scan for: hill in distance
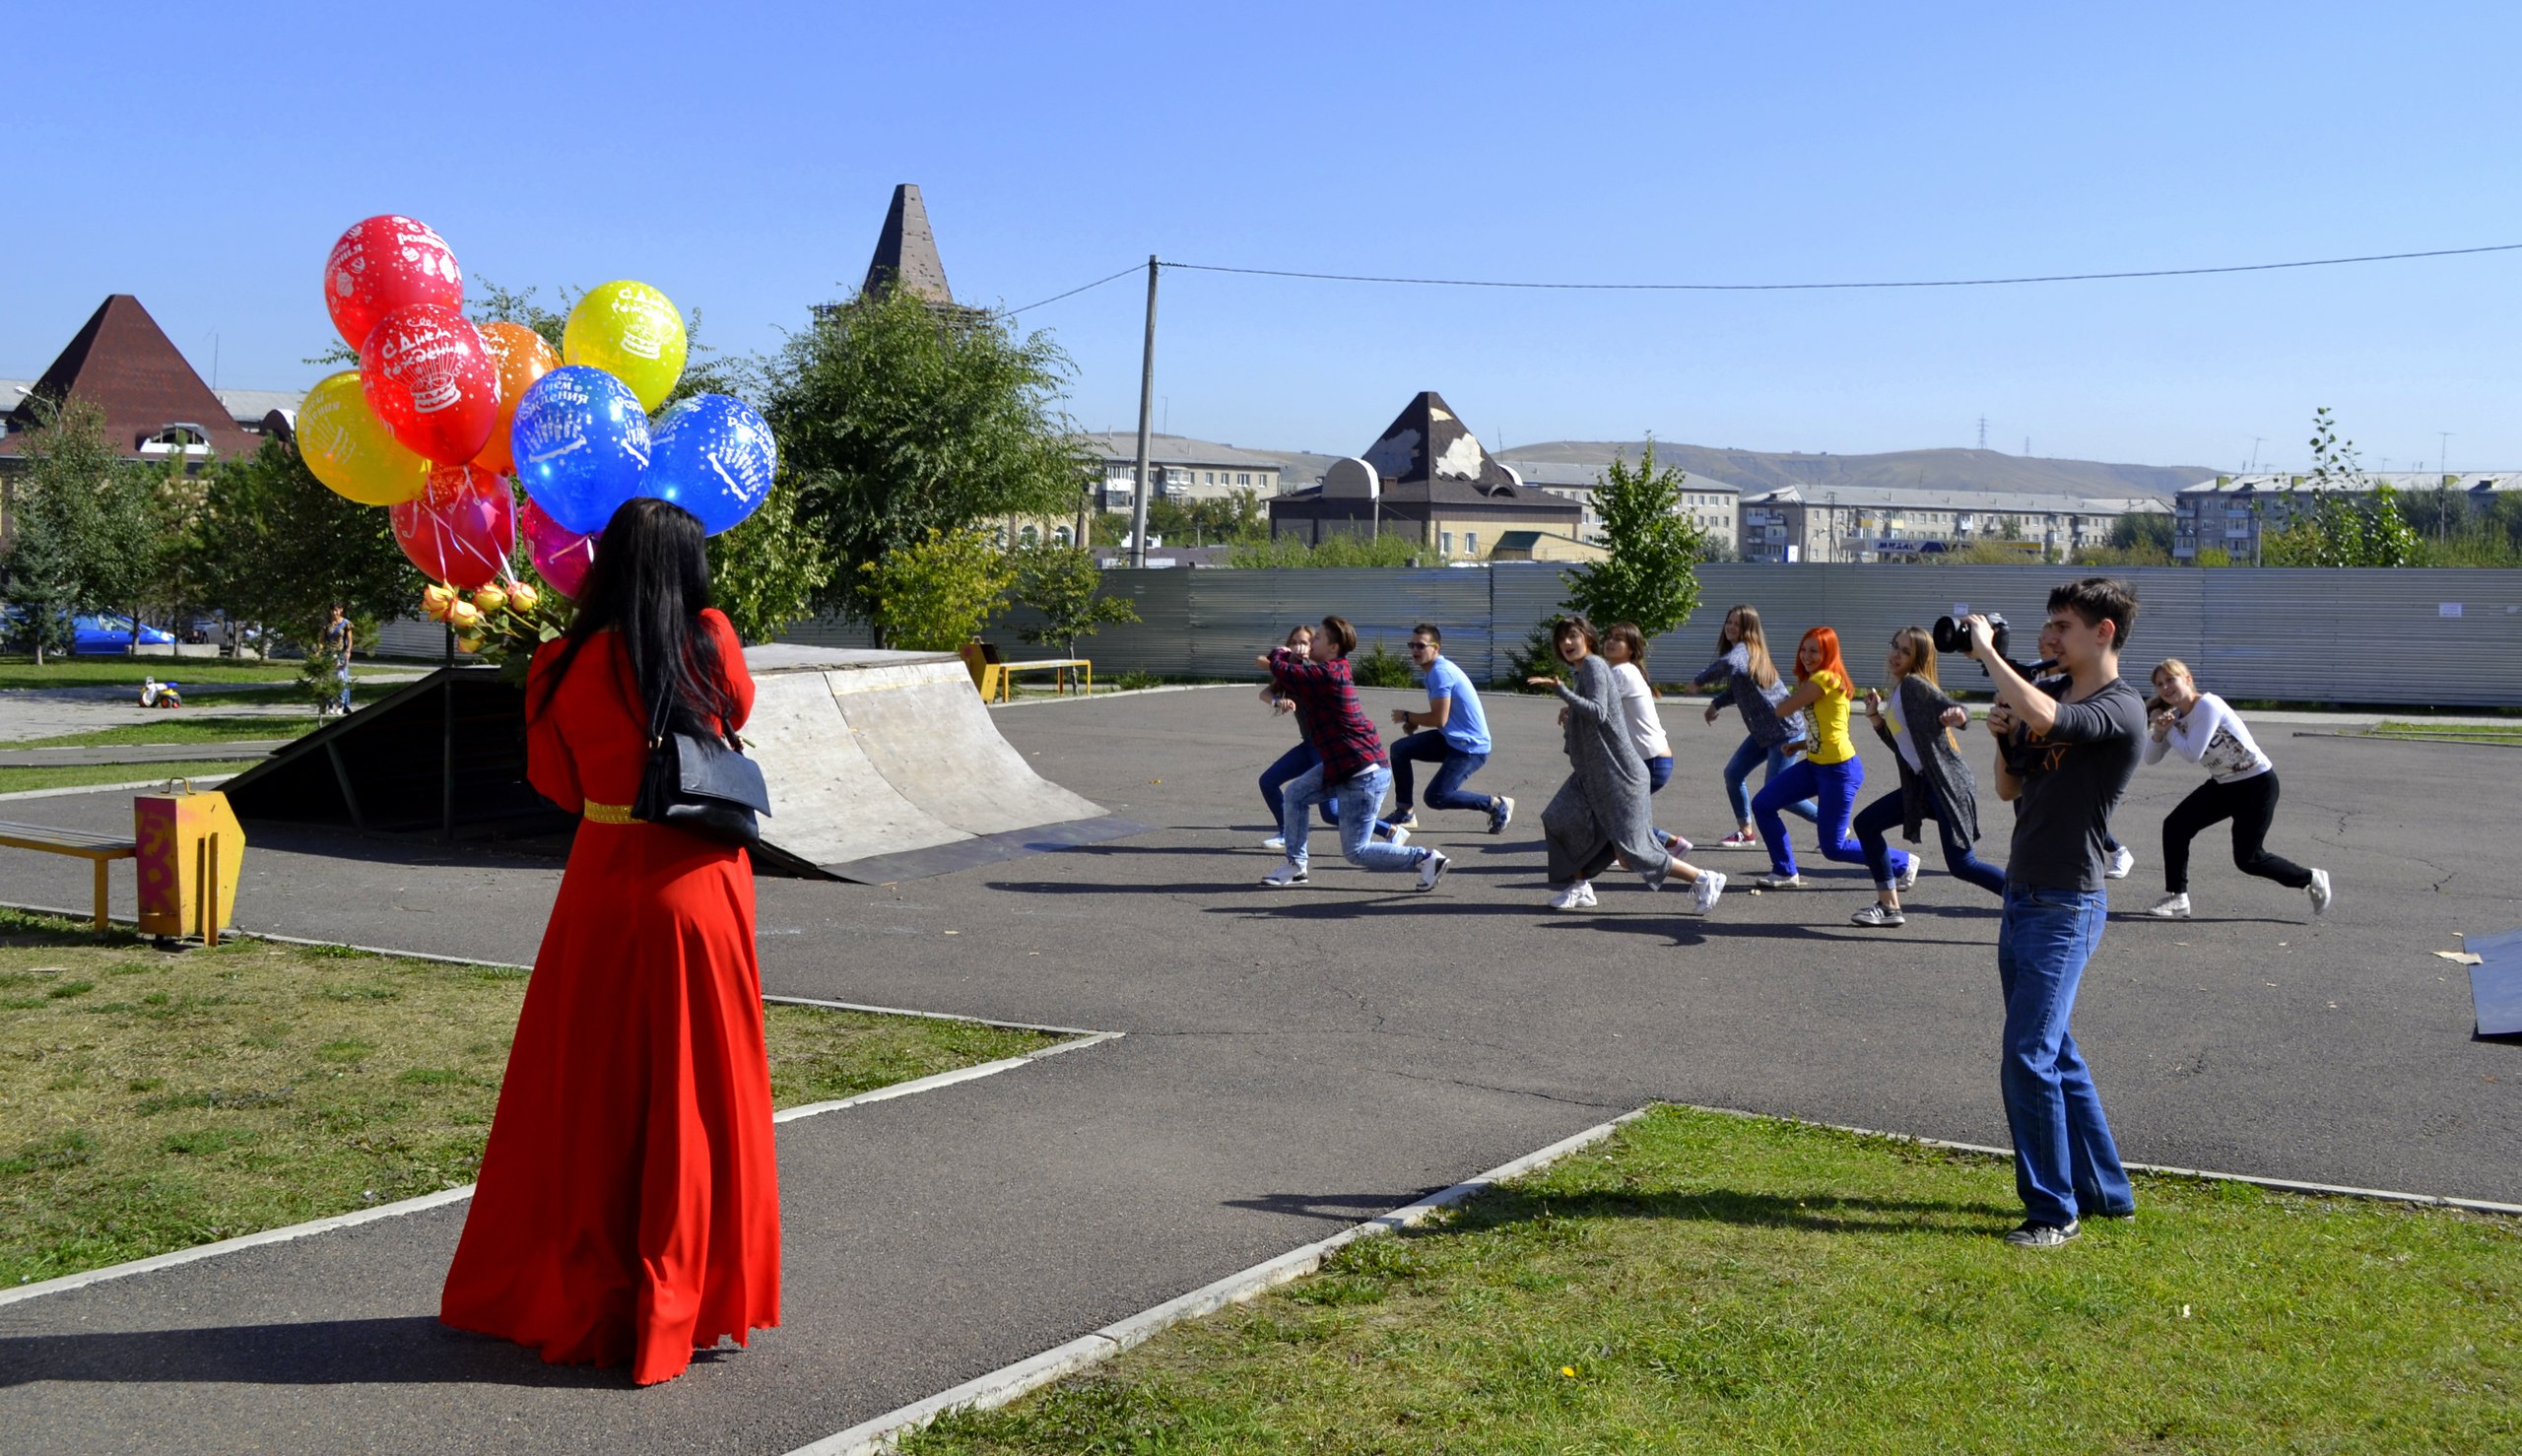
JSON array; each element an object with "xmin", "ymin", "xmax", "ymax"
[{"xmin": 1492, "ymin": 441, "xmax": 2215, "ymax": 499}]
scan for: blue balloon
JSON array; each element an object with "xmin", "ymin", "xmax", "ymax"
[
  {"xmin": 639, "ymin": 394, "xmax": 778, "ymax": 536},
  {"xmin": 510, "ymin": 365, "xmax": 653, "ymax": 537}
]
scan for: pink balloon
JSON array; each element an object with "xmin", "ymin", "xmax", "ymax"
[
  {"xmin": 360, "ymin": 303, "xmax": 500, "ymax": 465},
  {"xmin": 522, "ymin": 497, "xmax": 597, "ymax": 599},
  {"xmin": 392, "ymin": 465, "xmax": 516, "ymax": 590}
]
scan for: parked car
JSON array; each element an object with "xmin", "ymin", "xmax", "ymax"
[{"xmin": 73, "ymin": 615, "xmax": 177, "ymax": 655}]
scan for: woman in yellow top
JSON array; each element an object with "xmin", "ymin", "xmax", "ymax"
[{"xmin": 1751, "ymin": 626, "xmax": 1882, "ymax": 889}]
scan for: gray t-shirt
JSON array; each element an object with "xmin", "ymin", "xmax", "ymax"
[{"xmin": 2005, "ymin": 675, "xmax": 2147, "ymax": 892}]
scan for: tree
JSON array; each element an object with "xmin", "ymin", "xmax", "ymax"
[
  {"xmin": 859, "ymin": 525, "xmax": 1015, "ymax": 650},
  {"xmin": 1007, "ymin": 541, "xmax": 1138, "ymax": 656},
  {"xmin": 706, "ymin": 475, "xmax": 833, "ymax": 644},
  {"xmin": 1559, "ymin": 441, "xmax": 1704, "ymax": 639},
  {"xmin": 1226, "ymin": 531, "xmax": 1425, "ymax": 567},
  {"xmin": 2, "ymin": 485, "xmax": 79, "ymax": 662},
  {"xmin": 2109, "ymin": 511, "xmax": 2175, "ymax": 556},
  {"xmin": 763, "ymin": 285, "xmax": 1084, "ymax": 628},
  {"xmin": 2267, "ymin": 407, "xmax": 2420, "ymax": 567},
  {"xmin": 190, "ymin": 437, "xmax": 412, "ymax": 654},
  {"xmin": 4, "ymin": 398, "xmax": 120, "ymax": 662}
]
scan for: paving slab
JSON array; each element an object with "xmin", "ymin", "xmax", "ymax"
[{"xmin": 0, "ymin": 685, "xmax": 2514, "ymax": 1453}]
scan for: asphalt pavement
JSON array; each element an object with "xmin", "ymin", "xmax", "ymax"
[{"xmin": 1, "ymin": 683, "xmax": 2515, "ymax": 1453}]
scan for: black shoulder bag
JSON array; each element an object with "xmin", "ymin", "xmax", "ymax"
[{"xmin": 632, "ymin": 691, "xmax": 773, "ymax": 847}]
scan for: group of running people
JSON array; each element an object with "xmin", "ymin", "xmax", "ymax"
[{"xmin": 1250, "ymin": 600, "xmax": 2335, "ymax": 929}]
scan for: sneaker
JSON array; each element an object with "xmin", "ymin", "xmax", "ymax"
[
  {"xmin": 1382, "ymin": 823, "xmax": 1412, "ymax": 850},
  {"xmin": 1489, "ymin": 797, "xmax": 1515, "ymax": 835},
  {"xmin": 1548, "ymin": 882, "xmax": 1597, "ymax": 911},
  {"xmin": 2004, "ymin": 1219, "xmax": 2081, "ymax": 1249},
  {"xmin": 1754, "ymin": 872, "xmax": 1803, "ymax": 890},
  {"xmin": 1895, "ymin": 855, "xmax": 1920, "ymax": 893},
  {"xmin": 1639, "ymin": 856, "xmax": 1672, "ymax": 893},
  {"xmin": 1261, "ymin": 835, "xmax": 1287, "ymax": 852},
  {"xmin": 1692, "ymin": 870, "xmax": 1726, "ymax": 914},
  {"xmin": 1661, "ymin": 831, "xmax": 1695, "ymax": 856},
  {"xmin": 1387, "ymin": 811, "xmax": 1421, "ymax": 831},
  {"xmin": 1415, "ymin": 849, "xmax": 1449, "ymax": 892},
  {"xmin": 2106, "ymin": 845, "xmax": 2136, "ymax": 880},
  {"xmin": 2144, "ymin": 893, "xmax": 2191, "ymax": 919},
  {"xmin": 1849, "ymin": 902, "xmax": 1905, "ymax": 928},
  {"xmin": 1260, "ymin": 861, "xmax": 1308, "ymax": 888},
  {"xmin": 1718, "ymin": 829, "xmax": 1759, "ymax": 849},
  {"xmin": 2307, "ymin": 868, "xmax": 2333, "ymax": 916}
]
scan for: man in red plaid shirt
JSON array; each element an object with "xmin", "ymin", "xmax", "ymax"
[{"xmin": 1257, "ymin": 616, "xmax": 1449, "ymax": 892}]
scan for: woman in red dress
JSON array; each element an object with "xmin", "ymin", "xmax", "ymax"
[{"xmin": 441, "ymin": 497, "xmax": 780, "ymax": 1385}]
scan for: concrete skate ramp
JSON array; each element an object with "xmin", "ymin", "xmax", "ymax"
[{"xmin": 741, "ymin": 645, "xmax": 1139, "ymax": 882}]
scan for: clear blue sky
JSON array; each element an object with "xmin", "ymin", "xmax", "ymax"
[{"xmin": 8, "ymin": 2, "xmax": 2518, "ymax": 473}]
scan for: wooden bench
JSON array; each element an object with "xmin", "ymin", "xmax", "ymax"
[
  {"xmin": 0, "ymin": 821, "xmax": 137, "ymax": 931},
  {"xmin": 961, "ymin": 643, "xmax": 1093, "ymax": 703}
]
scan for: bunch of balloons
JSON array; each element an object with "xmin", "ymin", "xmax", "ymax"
[{"xmin": 299, "ymin": 215, "xmax": 779, "ymax": 651}]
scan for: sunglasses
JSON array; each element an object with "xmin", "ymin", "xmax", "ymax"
[{"xmin": 1407, "ymin": 642, "xmax": 1434, "ymax": 652}]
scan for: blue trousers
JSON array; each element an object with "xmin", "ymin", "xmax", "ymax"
[
  {"xmin": 1997, "ymin": 884, "xmax": 2133, "ymax": 1225},
  {"xmin": 1282, "ymin": 762, "xmax": 1422, "ymax": 873},
  {"xmin": 1724, "ymin": 735, "xmax": 1819, "ymax": 827},
  {"xmin": 1388, "ymin": 729, "xmax": 1495, "ymax": 815},
  {"xmin": 1752, "ymin": 756, "xmax": 1873, "ymax": 879},
  {"xmin": 1259, "ymin": 741, "xmax": 1340, "ymax": 827},
  {"xmin": 1852, "ymin": 790, "xmax": 2003, "ymax": 896}
]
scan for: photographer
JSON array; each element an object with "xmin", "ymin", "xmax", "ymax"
[{"xmin": 1962, "ymin": 578, "xmax": 2146, "ymax": 1249}]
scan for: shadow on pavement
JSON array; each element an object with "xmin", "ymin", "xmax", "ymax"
[{"xmin": 0, "ymin": 1315, "xmax": 694, "ymax": 1388}]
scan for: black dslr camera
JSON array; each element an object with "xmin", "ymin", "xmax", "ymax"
[{"xmin": 1932, "ymin": 612, "xmax": 2010, "ymax": 663}]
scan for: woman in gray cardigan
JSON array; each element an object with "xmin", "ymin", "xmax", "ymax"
[
  {"xmin": 1528, "ymin": 617, "xmax": 1726, "ymax": 915},
  {"xmin": 1848, "ymin": 626, "xmax": 2005, "ymax": 926}
]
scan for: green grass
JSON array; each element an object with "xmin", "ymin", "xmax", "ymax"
[
  {"xmin": 0, "ymin": 907, "xmax": 1056, "ymax": 1286},
  {"xmin": 0, "ymin": 658, "xmax": 306, "ymax": 690},
  {"xmin": 2370, "ymin": 720, "xmax": 2522, "ymax": 746},
  {"xmin": 172, "ymin": 682, "xmax": 401, "ymax": 709},
  {"xmin": 909, "ymin": 1106, "xmax": 2522, "ymax": 1455},
  {"xmin": 8, "ymin": 716, "xmax": 316, "ymax": 750},
  {"xmin": 0, "ymin": 760, "xmax": 256, "ymax": 795}
]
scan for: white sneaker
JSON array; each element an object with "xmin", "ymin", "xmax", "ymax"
[
  {"xmin": 1261, "ymin": 861, "xmax": 1308, "ymax": 888},
  {"xmin": 1383, "ymin": 823, "xmax": 1412, "ymax": 849},
  {"xmin": 1895, "ymin": 856, "xmax": 1921, "ymax": 892},
  {"xmin": 1754, "ymin": 872, "xmax": 1803, "ymax": 890},
  {"xmin": 1416, "ymin": 849, "xmax": 1449, "ymax": 892},
  {"xmin": 1692, "ymin": 870, "xmax": 1726, "ymax": 914},
  {"xmin": 2106, "ymin": 845, "xmax": 2136, "ymax": 880},
  {"xmin": 1849, "ymin": 902, "xmax": 1905, "ymax": 927},
  {"xmin": 2307, "ymin": 868, "xmax": 2333, "ymax": 916},
  {"xmin": 1261, "ymin": 835, "xmax": 1287, "ymax": 852},
  {"xmin": 1547, "ymin": 882, "xmax": 1597, "ymax": 911},
  {"xmin": 1489, "ymin": 797, "xmax": 1515, "ymax": 835},
  {"xmin": 2144, "ymin": 893, "xmax": 2190, "ymax": 919}
]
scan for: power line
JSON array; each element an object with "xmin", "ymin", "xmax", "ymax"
[
  {"xmin": 999, "ymin": 264, "xmax": 1144, "ymax": 317},
  {"xmin": 1161, "ymin": 240, "xmax": 2522, "ymax": 293}
]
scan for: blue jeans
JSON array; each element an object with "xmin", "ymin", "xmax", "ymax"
[
  {"xmin": 1852, "ymin": 790, "xmax": 2001, "ymax": 896},
  {"xmin": 1259, "ymin": 741, "xmax": 1340, "ymax": 827},
  {"xmin": 1282, "ymin": 762, "xmax": 1423, "ymax": 874},
  {"xmin": 1752, "ymin": 756, "xmax": 1869, "ymax": 879},
  {"xmin": 1724, "ymin": 736, "xmax": 1819, "ymax": 827},
  {"xmin": 1997, "ymin": 884, "xmax": 2132, "ymax": 1225},
  {"xmin": 1388, "ymin": 729, "xmax": 1495, "ymax": 816}
]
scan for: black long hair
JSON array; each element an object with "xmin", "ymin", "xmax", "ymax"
[{"xmin": 533, "ymin": 497, "xmax": 736, "ymax": 737}]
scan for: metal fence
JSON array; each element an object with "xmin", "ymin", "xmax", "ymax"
[{"xmin": 777, "ymin": 564, "xmax": 2522, "ymax": 707}]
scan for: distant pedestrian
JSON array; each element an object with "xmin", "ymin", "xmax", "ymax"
[
  {"xmin": 1690, "ymin": 605, "xmax": 1819, "ymax": 848},
  {"xmin": 1750, "ymin": 627, "xmax": 1874, "ymax": 890},
  {"xmin": 1258, "ymin": 616, "xmax": 1449, "ymax": 892},
  {"xmin": 1531, "ymin": 616, "xmax": 1724, "ymax": 914},
  {"xmin": 1383, "ymin": 624, "xmax": 1512, "ymax": 841},
  {"xmin": 1849, "ymin": 627, "xmax": 2002, "ymax": 927},
  {"xmin": 319, "ymin": 603, "xmax": 354, "ymax": 717},
  {"xmin": 2139, "ymin": 658, "xmax": 2333, "ymax": 920}
]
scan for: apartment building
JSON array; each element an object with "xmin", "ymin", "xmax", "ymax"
[
  {"xmin": 2173, "ymin": 471, "xmax": 2522, "ymax": 562},
  {"xmin": 1736, "ymin": 484, "xmax": 2168, "ymax": 563}
]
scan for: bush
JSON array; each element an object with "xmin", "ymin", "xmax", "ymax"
[
  {"xmin": 1350, "ymin": 639, "xmax": 1416, "ymax": 690},
  {"xmin": 1112, "ymin": 670, "xmax": 1161, "ymax": 692},
  {"xmin": 1503, "ymin": 620, "xmax": 1566, "ymax": 693}
]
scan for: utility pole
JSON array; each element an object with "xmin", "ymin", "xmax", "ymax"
[
  {"xmin": 2440, "ymin": 431, "xmax": 2453, "ymax": 481},
  {"xmin": 1977, "ymin": 416, "xmax": 1987, "ymax": 451},
  {"xmin": 1128, "ymin": 256, "xmax": 1159, "ymax": 569},
  {"xmin": 2248, "ymin": 437, "xmax": 2264, "ymax": 473}
]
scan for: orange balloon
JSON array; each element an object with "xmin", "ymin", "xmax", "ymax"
[{"xmin": 470, "ymin": 321, "xmax": 562, "ymax": 475}]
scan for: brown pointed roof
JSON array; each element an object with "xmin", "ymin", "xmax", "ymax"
[
  {"xmin": 5, "ymin": 295, "xmax": 255, "ymax": 458},
  {"xmin": 1357, "ymin": 391, "xmax": 1526, "ymax": 500},
  {"xmin": 860, "ymin": 183, "xmax": 955, "ymax": 303}
]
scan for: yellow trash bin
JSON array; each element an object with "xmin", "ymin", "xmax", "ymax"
[{"xmin": 135, "ymin": 783, "xmax": 245, "ymax": 944}]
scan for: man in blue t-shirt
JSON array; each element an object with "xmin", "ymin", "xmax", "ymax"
[{"xmin": 1384, "ymin": 624, "xmax": 1514, "ymax": 837}]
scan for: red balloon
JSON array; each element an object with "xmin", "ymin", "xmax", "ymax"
[
  {"xmin": 522, "ymin": 497, "xmax": 596, "ymax": 599},
  {"xmin": 324, "ymin": 215, "xmax": 463, "ymax": 350},
  {"xmin": 361, "ymin": 304, "xmax": 499, "ymax": 466},
  {"xmin": 392, "ymin": 465, "xmax": 517, "ymax": 590}
]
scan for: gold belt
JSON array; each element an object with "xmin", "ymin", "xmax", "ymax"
[{"xmin": 582, "ymin": 800, "xmax": 637, "ymax": 825}]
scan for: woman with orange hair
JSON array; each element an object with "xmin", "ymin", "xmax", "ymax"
[{"xmin": 1750, "ymin": 626, "xmax": 1879, "ymax": 889}]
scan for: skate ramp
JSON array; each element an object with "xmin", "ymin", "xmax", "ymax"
[{"xmin": 741, "ymin": 645, "xmax": 1139, "ymax": 882}]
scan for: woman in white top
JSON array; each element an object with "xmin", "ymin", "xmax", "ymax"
[
  {"xmin": 1600, "ymin": 624, "xmax": 1687, "ymax": 854},
  {"xmin": 2141, "ymin": 658, "xmax": 2332, "ymax": 920}
]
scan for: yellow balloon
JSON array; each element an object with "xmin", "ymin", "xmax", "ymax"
[
  {"xmin": 564, "ymin": 280, "xmax": 688, "ymax": 412},
  {"xmin": 298, "ymin": 370, "xmax": 429, "ymax": 505}
]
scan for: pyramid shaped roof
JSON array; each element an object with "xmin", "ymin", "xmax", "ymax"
[
  {"xmin": 1357, "ymin": 391, "xmax": 1524, "ymax": 500},
  {"xmin": 860, "ymin": 183, "xmax": 955, "ymax": 304},
  {"xmin": 6, "ymin": 295, "xmax": 255, "ymax": 458}
]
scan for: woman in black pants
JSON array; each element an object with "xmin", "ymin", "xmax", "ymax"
[{"xmin": 2140, "ymin": 658, "xmax": 2333, "ymax": 920}]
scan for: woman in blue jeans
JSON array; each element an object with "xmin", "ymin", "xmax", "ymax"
[
  {"xmin": 1256, "ymin": 624, "xmax": 1340, "ymax": 849},
  {"xmin": 1690, "ymin": 605, "xmax": 1819, "ymax": 849},
  {"xmin": 1751, "ymin": 626, "xmax": 1892, "ymax": 889},
  {"xmin": 1849, "ymin": 626, "xmax": 2006, "ymax": 926}
]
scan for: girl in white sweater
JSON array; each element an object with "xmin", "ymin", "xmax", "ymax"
[{"xmin": 2140, "ymin": 658, "xmax": 2333, "ymax": 920}]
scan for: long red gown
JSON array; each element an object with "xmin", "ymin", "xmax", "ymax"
[{"xmin": 440, "ymin": 610, "xmax": 780, "ymax": 1385}]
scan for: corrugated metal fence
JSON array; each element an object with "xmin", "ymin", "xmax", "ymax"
[{"xmin": 779, "ymin": 564, "xmax": 2522, "ymax": 707}]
